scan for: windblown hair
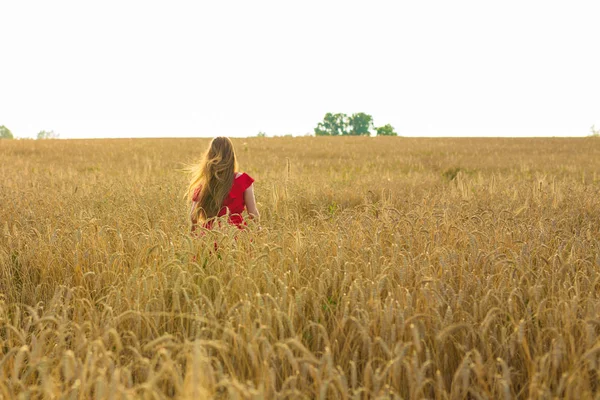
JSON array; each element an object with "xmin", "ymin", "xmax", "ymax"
[{"xmin": 187, "ymin": 137, "xmax": 238, "ymax": 222}]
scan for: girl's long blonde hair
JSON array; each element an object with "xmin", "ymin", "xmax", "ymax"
[{"xmin": 187, "ymin": 137, "xmax": 238, "ymax": 222}]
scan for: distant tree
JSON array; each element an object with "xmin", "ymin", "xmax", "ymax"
[
  {"xmin": 256, "ymin": 131, "xmax": 266, "ymax": 137},
  {"xmin": 376, "ymin": 124, "xmax": 398, "ymax": 136},
  {"xmin": 348, "ymin": 113, "xmax": 374, "ymax": 136},
  {"xmin": 0, "ymin": 125, "xmax": 14, "ymax": 139},
  {"xmin": 590, "ymin": 125, "xmax": 600, "ymax": 137},
  {"xmin": 314, "ymin": 113, "xmax": 348, "ymax": 136},
  {"xmin": 37, "ymin": 130, "xmax": 59, "ymax": 140}
]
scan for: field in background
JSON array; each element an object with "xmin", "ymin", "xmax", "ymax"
[{"xmin": 1, "ymin": 137, "xmax": 599, "ymax": 399}]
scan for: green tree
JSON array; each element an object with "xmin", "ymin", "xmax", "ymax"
[
  {"xmin": 376, "ymin": 124, "xmax": 398, "ymax": 136},
  {"xmin": 37, "ymin": 130, "xmax": 59, "ymax": 140},
  {"xmin": 0, "ymin": 125, "xmax": 14, "ymax": 139},
  {"xmin": 348, "ymin": 113, "xmax": 374, "ymax": 136},
  {"xmin": 314, "ymin": 113, "xmax": 348, "ymax": 136}
]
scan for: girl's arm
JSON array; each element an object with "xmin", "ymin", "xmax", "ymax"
[
  {"xmin": 244, "ymin": 184, "xmax": 260, "ymax": 221},
  {"xmin": 190, "ymin": 202, "xmax": 198, "ymax": 225}
]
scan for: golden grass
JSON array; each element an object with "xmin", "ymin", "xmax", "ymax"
[{"xmin": 1, "ymin": 136, "xmax": 599, "ymax": 399}]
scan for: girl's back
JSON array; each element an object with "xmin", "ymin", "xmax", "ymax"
[
  {"xmin": 187, "ymin": 137, "xmax": 259, "ymax": 233},
  {"xmin": 192, "ymin": 172, "xmax": 255, "ymax": 229}
]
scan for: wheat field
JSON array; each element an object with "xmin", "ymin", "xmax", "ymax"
[{"xmin": 1, "ymin": 137, "xmax": 599, "ymax": 399}]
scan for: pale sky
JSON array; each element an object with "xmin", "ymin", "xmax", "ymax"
[{"xmin": 1, "ymin": 0, "xmax": 598, "ymax": 138}]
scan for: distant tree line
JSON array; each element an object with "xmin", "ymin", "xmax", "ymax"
[
  {"xmin": 37, "ymin": 130, "xmax": 59, "ymax": 139},
  {"xmin": 314, "ymin": 113, "xmax": 397, "ymax": 136},
  {"xmin": 0, "ymin": 125, "xmax": 60, "ymax": 140}
]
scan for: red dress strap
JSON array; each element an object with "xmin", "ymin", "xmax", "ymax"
[{"xmin": 238, "ymin": 172, "xmax": 254, "ymax": 191}]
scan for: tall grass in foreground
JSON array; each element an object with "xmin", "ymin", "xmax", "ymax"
[{"xmin": 1, "ymin": 137, "xmax": 599, "ymax": 399}]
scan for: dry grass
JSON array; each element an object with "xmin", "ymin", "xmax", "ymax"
[{"xmin": 1, "ymin": 136, "xmax": 599, "ymax": 399}]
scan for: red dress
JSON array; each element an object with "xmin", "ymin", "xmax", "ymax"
[{"xmin": 192, "ymin": 172, "xmax": 255, "ymax": 231}]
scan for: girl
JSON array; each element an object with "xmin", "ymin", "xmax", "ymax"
[{"xmin": 187, "ymin": 137, "xmax": 259, "ymax": 233}]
